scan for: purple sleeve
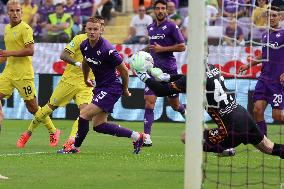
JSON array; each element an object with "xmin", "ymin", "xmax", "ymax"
[
  {"xmin": 167, "ymin": 0, "xmax": 178, "ymax": 8},
  {"xmin": 80, "ymin": 43, "xmax": 86, "ymax": 57},
  {"xmin": 171, "ymin": 24, "xmax": 185, "ymax": 44},
  {"xmin": 74, "ymin": 5, "xmax": 81, "ymax": 17},
  {"xmin": 239, "ymin": 0, "xmax": 246, "ymax": 11},
  {"xmin": 237, "ymin": 26, "xmax": 243, "ymax": 37},
  {"xmin": 108, "ymin": 49, "xmax": 123, "ymax": 67},
  {"xmin": 223, "ymin": 0, "xmax": 228, "ymax": 12},
  {"xmin": 225, "ymin": 27, "xmax": 229, "ymax": 36},
  {"xmin": 280, "ymin": 30, "xmax": 284, "ymax": 45}
]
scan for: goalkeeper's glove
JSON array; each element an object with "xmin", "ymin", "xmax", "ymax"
[
  {"xmin": 137, "ymin": 72, "xmax": 150, "ymax": 83},
  {"xmin": 149, "ymin": 68, "xmax": 170, "ymax": 82}
]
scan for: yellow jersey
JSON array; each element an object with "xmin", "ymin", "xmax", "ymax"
[
  {"xmin": 62, "ymin": 33, "xmax": 94, "ymax": 86},
  {"xmin": 252, "ymin": 5, "xmax": 269, "ymax": 27},
  {"xmin": 22, "ymin": 3, "xmax": 38, "ymax": 24},
  {"xmin": 3, "ymin": 21, "xmax": 34, "ymax": 80}
]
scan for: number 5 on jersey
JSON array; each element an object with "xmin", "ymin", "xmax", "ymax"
[{"xmin": 94, "ymin": 91, "xmax": 107, "ymax": 102}]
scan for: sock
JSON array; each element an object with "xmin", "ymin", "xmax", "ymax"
[
  {"xmin": 69, "ymin": 118, "xmax": 79, "ymax": 138},
  {"xmin": 131, "ymin": 131, "xmax": 140, "ymax": 141},
  {"xmin": 271, "ymin": 143, "xmax": 284, "ymax": 159},
  {"xmin": 93, "ymin": 122, "xmax": 132, "ymax": 138},
  {"xmin": 256, "ymin": 120, "xmax": 267, "ymax": 136},
  {"xmin": 74, "ymin": 117, "xmax": 89, "ymax": 148},
  {"xmin": 177, "ymin": 103, "xmax": 185, "ymax": 115},
  {"xmin": 42, "ymin": 116, "xmax": 56, "ymax": 134},
  {"xmin": 144, "ymin": 108, "xmax": 154, "ymax": 135},
  {"xmin": 28, "ymin": 105, "xmax": 54, "ymax": 132}
]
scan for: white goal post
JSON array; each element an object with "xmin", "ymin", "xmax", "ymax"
[{"xmin": 184, "ymin": 0, "xmax": 206, "ymax": 189}]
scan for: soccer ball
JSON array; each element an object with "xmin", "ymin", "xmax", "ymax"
[{"xmin": 130, "ymin": 51, "xmax": 154, "ymax": 73}]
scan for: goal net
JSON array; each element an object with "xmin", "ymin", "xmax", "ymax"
[{"xmin": 186, "ymin": 0, "xmax": 284, "ymax": 188}]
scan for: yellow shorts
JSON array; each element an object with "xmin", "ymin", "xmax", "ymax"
[
  {"xmin": 49, "ymin": 80, "xmax": 93, "ymax": 107},
  {"xmin": 0, "ymin": 76, "xmax": 36, "ymax": 100}
]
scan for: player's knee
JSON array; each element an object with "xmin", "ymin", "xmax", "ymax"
[
  {"xmin": 79, "ymin": 109, "xmax": 91, "ymax": 120},
  {"xmin": 145, "ymin": 101, "xmax": 155, "ymax": 109},
  {"xmin": 26, "ymin": 104, "xmax": 38, "ymax": 114},
  {"xmin": 171, "ymin": 104, "xmax": 180, "ymax": 111},
  {"xmin": 272, "ymin": 112, "xmax": 284, "ymax": 122},
  {"xmin": 253, "ymin": 106, "xmax": 265, "ymax": 116},
  {"xmin": 144, "ymin": 96, "xmax": 156, "ymax": 109}
]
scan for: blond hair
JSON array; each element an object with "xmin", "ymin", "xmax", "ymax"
[{"xmin": 7, "ymin": 0, "xmax": 21, "ymax": 6}]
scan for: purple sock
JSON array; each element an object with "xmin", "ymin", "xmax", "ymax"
[
  {"xmin": 74, "ymin": 117, "xmax": 89, "ymax": 148},
  {"xmin": 256, "ymin": 120, "xmax": 267, "ymax": 136},
  {"xmin": 94, "ymin": 122, "xmax": 132, "ymax": 138},
  {"xmin": 271, "ymin": 143, "xmax": 284, "ymax": 159},
  {"xmin": 144, "ymin": 108, "xmax": 154, "ymax": 135},
  {"xmin": 177, "ymin": 103, "xmax": 185, "ymax": 114}
]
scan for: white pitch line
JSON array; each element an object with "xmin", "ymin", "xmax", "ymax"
[
  {"xmin": 0, "ymin": 151, "xmax": 48, "ymax": 157},
  {"xmin": 0, "ymin": 174, "xmax": 9, "ymax": 180}
]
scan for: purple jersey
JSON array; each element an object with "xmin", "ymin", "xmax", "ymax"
[
  {"xmin": 224, "ymin": 0, "xmax": 245, "ymax": 13},
  {"xmin": 64, "ymin": 5, "xmax": 81, "ymax": 24},
  {"xmin": 166, "ymin": 0, "xmax": 178, "ymax": 8},
  {"xmin": 225, "ymin": 26, "xmax": 243, "ymax": 39},
  {"xmin": 37, "ymin": 4, "xmax": 55, "ymax": 23},
  {"xmin": 259, "ymin": 29, "xmax": 284, "ymax": 83},
  {"xmin": 80, "ymin": 37, "xmax": 123, "ymax": 88},
  {"xmin": 75, "ymin": 0, "xmax": 95, "ymax": 17},
  {"xmin": 147, "ymin": 19, "xmax": 184, "ymax": 72}
]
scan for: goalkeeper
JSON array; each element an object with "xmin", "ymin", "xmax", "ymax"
[{"xmin": 134, "ymin": 64, "xmax": 284, "ymax": 159}]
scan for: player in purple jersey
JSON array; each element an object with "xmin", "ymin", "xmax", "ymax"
[
  {"xmin": 75, "ymin": 0, "xmax": 97, "ymax": 22},
  {"xmin": 141, "ymin": 0, "xmax": 186, "ymax": 146},
  {"xmin": 239, "ymin": 6, "xmax": 284, "ymax": 136},
  {"xmin": 33, "ymin": 0, "xmax": 54, "ymax": 40},
  {"xmin": 58, "ymin": 17, "xmax": 146, "ymax": 154},
  {"xmin": 134, "ymin": 65, "xmax": 284, "ymax": 159},
  {"xmin": 64, "ymin": 0, "xmax": 81, "ymax": 34}
]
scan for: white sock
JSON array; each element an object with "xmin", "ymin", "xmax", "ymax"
[
  {"xmin": 145, "ymin": 134, "xmax": 150, "ymax": 139},
  {"xmin": 131, "ymin": 131, "xmax": 140, "ymax": 142}
]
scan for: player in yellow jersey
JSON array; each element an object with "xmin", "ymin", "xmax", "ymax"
[
  {"xmin": 0, "ymin": 0, "xmax": 60, "ymax": 148},
  {"xmin": 18, "ymin": 16, "xmax": 105, "ymax": 149}
]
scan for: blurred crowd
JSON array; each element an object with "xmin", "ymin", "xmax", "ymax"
[
  {"xmin": 0, "ymin": 0, "xmax": 120, "ymax": 42},
  {"xmin": 126, "ymin": 0, "xmax": 284, "ymax": 46},
  {"xmin": 1, "ymin": 0, "xmax": 284, "ymax": 45}
]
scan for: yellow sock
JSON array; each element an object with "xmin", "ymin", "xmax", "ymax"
[
  {"xmin": 69, "ymin": 118, "xmax": 79, "ymax": 138},
  {"xmin": 42, "ymin": 116, "xmax": 56, "ymax": 134},
  {"xmin": 28, "ymin": 105, "xmax": 54, "ymax": 133},
  {"xmin": 28, "ymin": 107, "xmax": 43, "ymax": 132}
]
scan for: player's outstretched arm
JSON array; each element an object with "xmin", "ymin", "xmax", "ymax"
[
  {"xmin": 60, "ymin": 50, "xmax": 82, "ymax": 68},
  {"xmin": 238, "ymin": 53, "xmax": 262, "ymax": 73},
  {"xmin": 0, "ymin": 44, "xmax": 34, "ymax": 57}
]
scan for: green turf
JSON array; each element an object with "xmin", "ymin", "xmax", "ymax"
[{"xmin": 0, "ymin": 120, "xmax": 283, "ymax": 189}]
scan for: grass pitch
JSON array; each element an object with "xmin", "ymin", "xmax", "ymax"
[{"xmin": 0, "ymin": 120, "xmax": 283, "ymax": 189}]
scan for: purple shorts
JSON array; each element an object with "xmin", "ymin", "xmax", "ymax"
[
  {"xmin": 144, "ymin": 69, "xmax": 179, "ymax": 99},
  {"xmin": 92, "ymin": 86, "xmax": 122, "ymax": 113},
  {"xmin": 253, "ymin": 79, "xmax": 284, "ymax": 109}
]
